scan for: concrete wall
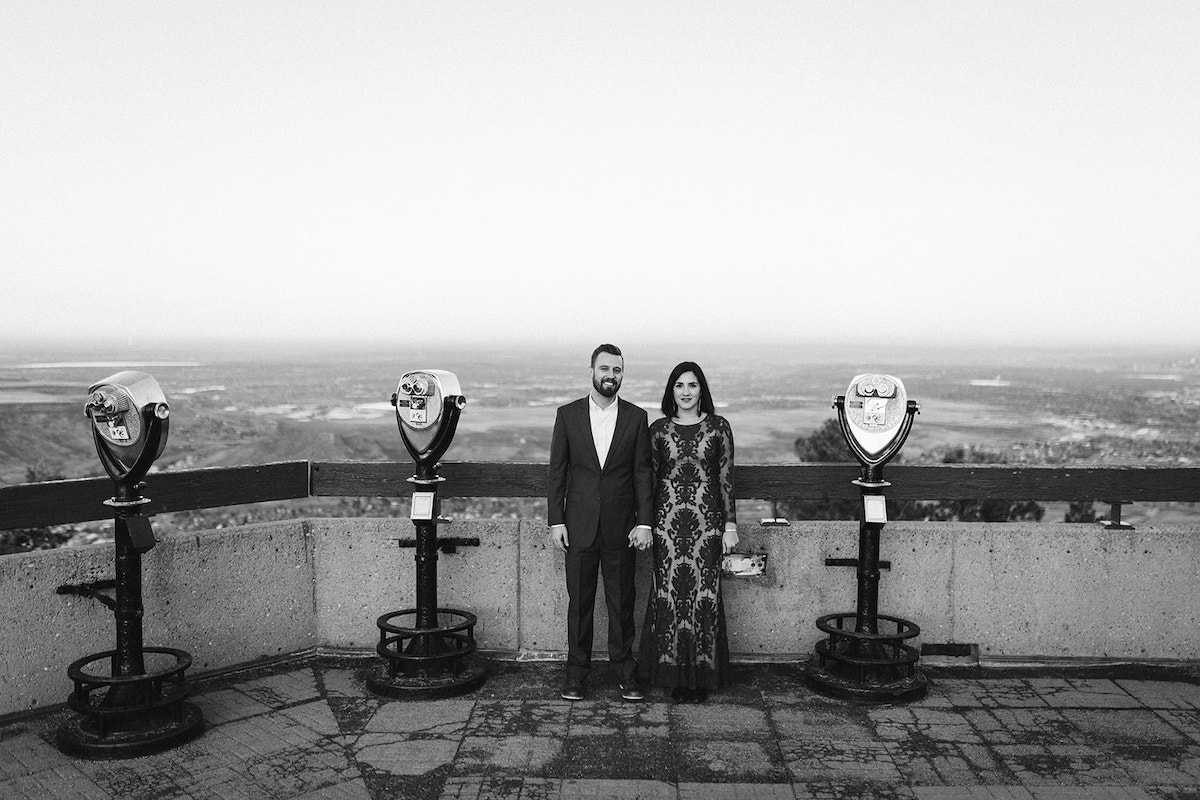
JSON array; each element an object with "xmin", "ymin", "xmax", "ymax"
[
  {"xmin": 310, "ymin": 518, "xmax": 521, "ymax": 651},
  {"xmin": 3, "ymin": 517, "xmax": 1199, "ymax": 717},
  {"xmin": 0, "ymin": 520, "xmax": 315, "ymax": 718}
]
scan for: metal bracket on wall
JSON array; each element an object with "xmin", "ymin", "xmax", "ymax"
[
  {"xmin": 825, "ymin": 558, "xmax": 891, "ymax": 570},
  {"xmin": 1098, "ymin": 499, "xmax": 1134, "ymax": 530},
  {"xmin": 55, "ymin": 579, "xmax": 118, "ymax": 610},
  {"xmin": 759, "ymin": 500, "xmax": 790, "ymax": 526},
  {"xmin": 395, "ymin": 537, "xmax": 481, "ymax": 554}
]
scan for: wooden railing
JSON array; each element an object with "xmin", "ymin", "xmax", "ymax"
[{"xmin": 2, "ymin": 461, "xmax": 1199, "ymax": 532}]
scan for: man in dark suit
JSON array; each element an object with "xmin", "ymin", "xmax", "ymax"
[{"xmin": 548, "ymin": 343, "xmax": 653, "ymax": 701}]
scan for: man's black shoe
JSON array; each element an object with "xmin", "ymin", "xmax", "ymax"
[
  {"xmin": 561, "ymin": 680, "xmax": 584, "ymax": 701},
  {"xmin": 620, "ymin": 683, "xmax": 645, "ymax": 701}
]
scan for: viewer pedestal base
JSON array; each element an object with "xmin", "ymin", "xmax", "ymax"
[
  {"xmin": 366, "ymin": 607, "xmax": 487, "ymax": 699},
  {"xmin": 804, "ymin": 612, "xmax": 927, "ymax": 704},
  {"xmin": 56, "ymin": 647, "xmax": 205, "ymax": 759}
]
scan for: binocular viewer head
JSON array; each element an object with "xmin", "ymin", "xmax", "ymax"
[
  {"xmin": 85, "ymin": 371, "xmax": 170, "ymax": 484},
  {"xmin": 391, "ymin": 369, "xmax": 466, "ymax": 467},
  {"xmin": 837, "ymin": 373, "xmax": 917, "ymax": 467}
]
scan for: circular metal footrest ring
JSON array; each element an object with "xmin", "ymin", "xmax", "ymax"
[
  {"xmin": 376, "ymin": 607, "xmax": 479, "ymax": 637},
  {"xmin": 815, "ymin": 612, "xmax": 921, "ymax": 641},
  {"xmin": 367, "ymin": 607, "xmax": 487, "ymax": 699},
  {"xmin": 376, "ymin": 631, "xmax": 478, "ymax": 666},
  {"xmin": 805, "ymin": 612, "xmax": 928, "ymax": 704},
  {"xmin": 65, "ymin": 647, "xmax": 194, "ymax": 716},
  {"xmin": 57, "ymin": 647, "xmax": 205, "ymax": 759}
]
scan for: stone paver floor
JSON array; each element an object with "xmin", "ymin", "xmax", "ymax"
[{"xmin": 3, "ymin": 656, "xmax": 1200, "ymax": 799}]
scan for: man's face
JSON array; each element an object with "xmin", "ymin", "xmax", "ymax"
[{"xmin": 590, "ymin": 353, "xmax": 624, "ymax": 398}]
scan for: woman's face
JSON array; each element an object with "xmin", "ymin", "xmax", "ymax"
[{"xmin": 673, "ymin": 371, "xmax": 701, "ymax": 415}]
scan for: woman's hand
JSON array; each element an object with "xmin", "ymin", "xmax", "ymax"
[{"xmin": 722, "ymin": 527, "xmax": 739, "ymax": 554}]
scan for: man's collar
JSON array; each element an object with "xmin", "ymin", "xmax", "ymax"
[{"xmin": 589, "ymin": 394, "xmax": 618, "ymax": 412}]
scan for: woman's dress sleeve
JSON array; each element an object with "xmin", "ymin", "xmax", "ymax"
[{"xmin": 718, "ymin": 417, "xmax": 736, "ymax": 526}]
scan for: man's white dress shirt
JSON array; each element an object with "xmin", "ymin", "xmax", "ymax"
[{"xmin": 589, "ymin": 395, "xmax": 618, "ymax": 469}]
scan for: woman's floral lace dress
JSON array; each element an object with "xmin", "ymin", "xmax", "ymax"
[{"xmin": 639, "ymin": 414, "xmax": 736, "ymax": 690}]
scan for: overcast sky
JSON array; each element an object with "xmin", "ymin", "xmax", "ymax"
[{"xmin": 2, "ymin": 2, "xmax": 1198, "ymax": 351}]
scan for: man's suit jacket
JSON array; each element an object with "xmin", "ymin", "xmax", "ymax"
[{"xmin": 547, "ymin": 396, "xmax": 654, "ymax": 550}]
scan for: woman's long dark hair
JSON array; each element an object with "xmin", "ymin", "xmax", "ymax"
[{"xmin": 660, "ymin": 361, "xmax": 716, "ymax": 418}]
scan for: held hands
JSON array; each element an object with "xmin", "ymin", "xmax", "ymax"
[
  {"xmin": 722, "ymin": 527, "xmax": 739, "ymax": 554},
  {"xmin": 549, "ymin": 524, "xmax": 569, "ymax": 552},
  {"xmin": 550, "ymin": 525, "xmax": 651, "ymax": 552},
  {"xmin": 628, "ymin": 526, "xmax": 652, "ymax": 551}
]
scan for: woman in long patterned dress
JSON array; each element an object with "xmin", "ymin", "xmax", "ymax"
[{"xmin": 638, "ymin": 361, "xmax": 739, "ymax": 702}]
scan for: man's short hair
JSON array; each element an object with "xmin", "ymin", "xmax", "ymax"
[{"xmin": 591, "ymin": 343, "xmax": 622, "ymax": 367}]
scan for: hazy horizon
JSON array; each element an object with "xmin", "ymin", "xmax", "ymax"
[{"xmin": 3, "ymin": 332, "xmax": 1198, "ymax": 364}]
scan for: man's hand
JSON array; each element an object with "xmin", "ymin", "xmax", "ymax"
[
  {"xmin": 628, "ymin": 526, "xmax": 652, "ymax": 551},
  {"xmin": 549, "ymin": 524, "xmax": 569, "ymax": 552}
]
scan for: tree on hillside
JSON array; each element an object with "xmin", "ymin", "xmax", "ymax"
[
  {"xmin": 778, "ymin": 420, "xmax": 1044, "ymax": 523},
  {"xmin": 780, "ymin": 419, "xmax": 860, "ymax": 520},
  {"xmin": 1064, "ymin": 501, "xmax": 1097, "ymax": 523},
  {"xmin": 792, "ymin": 418, "xmax": 853, "ymax": 463}
]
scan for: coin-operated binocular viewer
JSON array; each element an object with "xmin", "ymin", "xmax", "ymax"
[
  {"xmin": 366, "ymin": 370, "xmax": 486, "ymax": 698},
  {"xmin": 804, "ymin": 374, "xmax": 927, "ymax": 703},
  {"xmin": 56, "ymin": 372, "xmax": 204, "ymax": 759}
]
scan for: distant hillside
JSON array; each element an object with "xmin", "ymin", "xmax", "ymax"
[
  {"xmin": 0, "ymin": 406, "xmax": 96, "ymax": 484},
  {"xmin": 4, "ymin": 344, "xmax": 1200, "ymax": 489},
  {"xmin": 0, "ymin": 405, "xmax": 542, "ymax": 486},
  {"xmin": 167, "ymin": 417, "xmax": 411, "ymax": 470}
]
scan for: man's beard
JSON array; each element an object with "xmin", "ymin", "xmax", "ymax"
[{"xmin": 593, "ymin": 376, "xmax": 620, "ymax": 398}]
